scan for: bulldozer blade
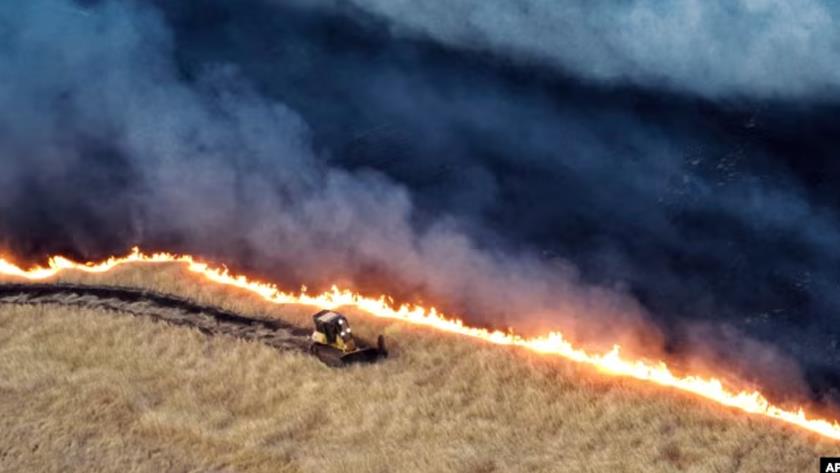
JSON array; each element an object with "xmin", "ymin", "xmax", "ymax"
[
  {"xmin": 339, "ymin": 347, "xmax": 383, "ymax": 365},
  {"xmin": 309, "ymin": 335, "xmax": 387, "ymax": 367}
]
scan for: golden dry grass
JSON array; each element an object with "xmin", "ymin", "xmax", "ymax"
[{"xmin": 0, "ymin": 263, "xmax": 838, "ymax": 472}]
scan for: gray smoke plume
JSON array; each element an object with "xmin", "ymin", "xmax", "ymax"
[{"xmin": 0, "ymin": 0, "xmax": 660, "ymax": 351}]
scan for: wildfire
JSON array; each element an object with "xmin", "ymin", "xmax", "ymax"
[{"xmin": 1, "ymin": 247, "xmax": 839, "ymax": 441}]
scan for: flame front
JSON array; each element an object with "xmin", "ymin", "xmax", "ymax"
[{"xmin": 2, "ymin": 247, "xmax": 839, "ymax": 441}]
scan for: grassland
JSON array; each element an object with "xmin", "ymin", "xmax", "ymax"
[{"xmin": 0, "ymin": 263, "xmax": 838, "ymax": 472}]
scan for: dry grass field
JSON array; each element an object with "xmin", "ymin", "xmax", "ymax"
[{"xmin": 0, "ymin": 262, "xmax": 838, "ymax": 472}]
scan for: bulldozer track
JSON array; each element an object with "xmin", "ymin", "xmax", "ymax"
[{"xmin": 0, "ymin": 283, "xmax": 312, "ymax": 353}]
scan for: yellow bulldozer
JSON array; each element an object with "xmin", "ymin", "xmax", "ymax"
[{"xmin": 309, "ymin": 310, "xmax": 387, "ymax": 367}]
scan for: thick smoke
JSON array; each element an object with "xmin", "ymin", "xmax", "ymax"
[
  {"xmin": 0, "ymin": 0, "xmax": 659, "ymax": 352},
  {"xmin": 154, "ymin": 0, "xmax": 840, "ymax": 392},
  {"xmin": 289, "ymin": 0, "xmax": 840, "ymax": 99},
  {"xmin": 3, "ymin": 0, "xmax": 840, "ymax": 405}
]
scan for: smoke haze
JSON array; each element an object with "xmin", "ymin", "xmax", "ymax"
[{"xmin": 3, "ymin": 0, "xmax": 840, "ymax": 406}]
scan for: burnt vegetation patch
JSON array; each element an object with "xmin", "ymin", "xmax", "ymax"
[{"xmin": 0, "ymin": 283, "xmax": 312, "ymax": 353}]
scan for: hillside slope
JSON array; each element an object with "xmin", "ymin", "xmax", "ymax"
[{"xmin": 0, "ymin": 264, "xmax": 837, "ymax": 472}]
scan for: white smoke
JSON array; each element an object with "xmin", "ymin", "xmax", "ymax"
[{"xmin": 290, "ymin": 0, "xmax": 840, "ymax": 99}]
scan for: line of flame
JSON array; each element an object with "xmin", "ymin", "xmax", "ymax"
[{"xmin": 1, "ymin": 247, "xmax": 839, "ymax": 441}]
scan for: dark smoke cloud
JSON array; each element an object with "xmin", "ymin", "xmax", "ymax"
[
  {"xmin": 3, "ymin": 0, "xmax": 840, "ymax": 406},
  {"xmin": 0, "ymin": 0, "xmax": 656, "ymax": 352}
]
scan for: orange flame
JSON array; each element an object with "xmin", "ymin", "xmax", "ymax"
[{"xmin": 1, "ymin": 247, "xmax": 839, "ymax": 441}]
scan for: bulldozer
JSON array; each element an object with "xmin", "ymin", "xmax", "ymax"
[{"xmin": 309, "ymin": 309, "xmax": 387, "ymax": 367}]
